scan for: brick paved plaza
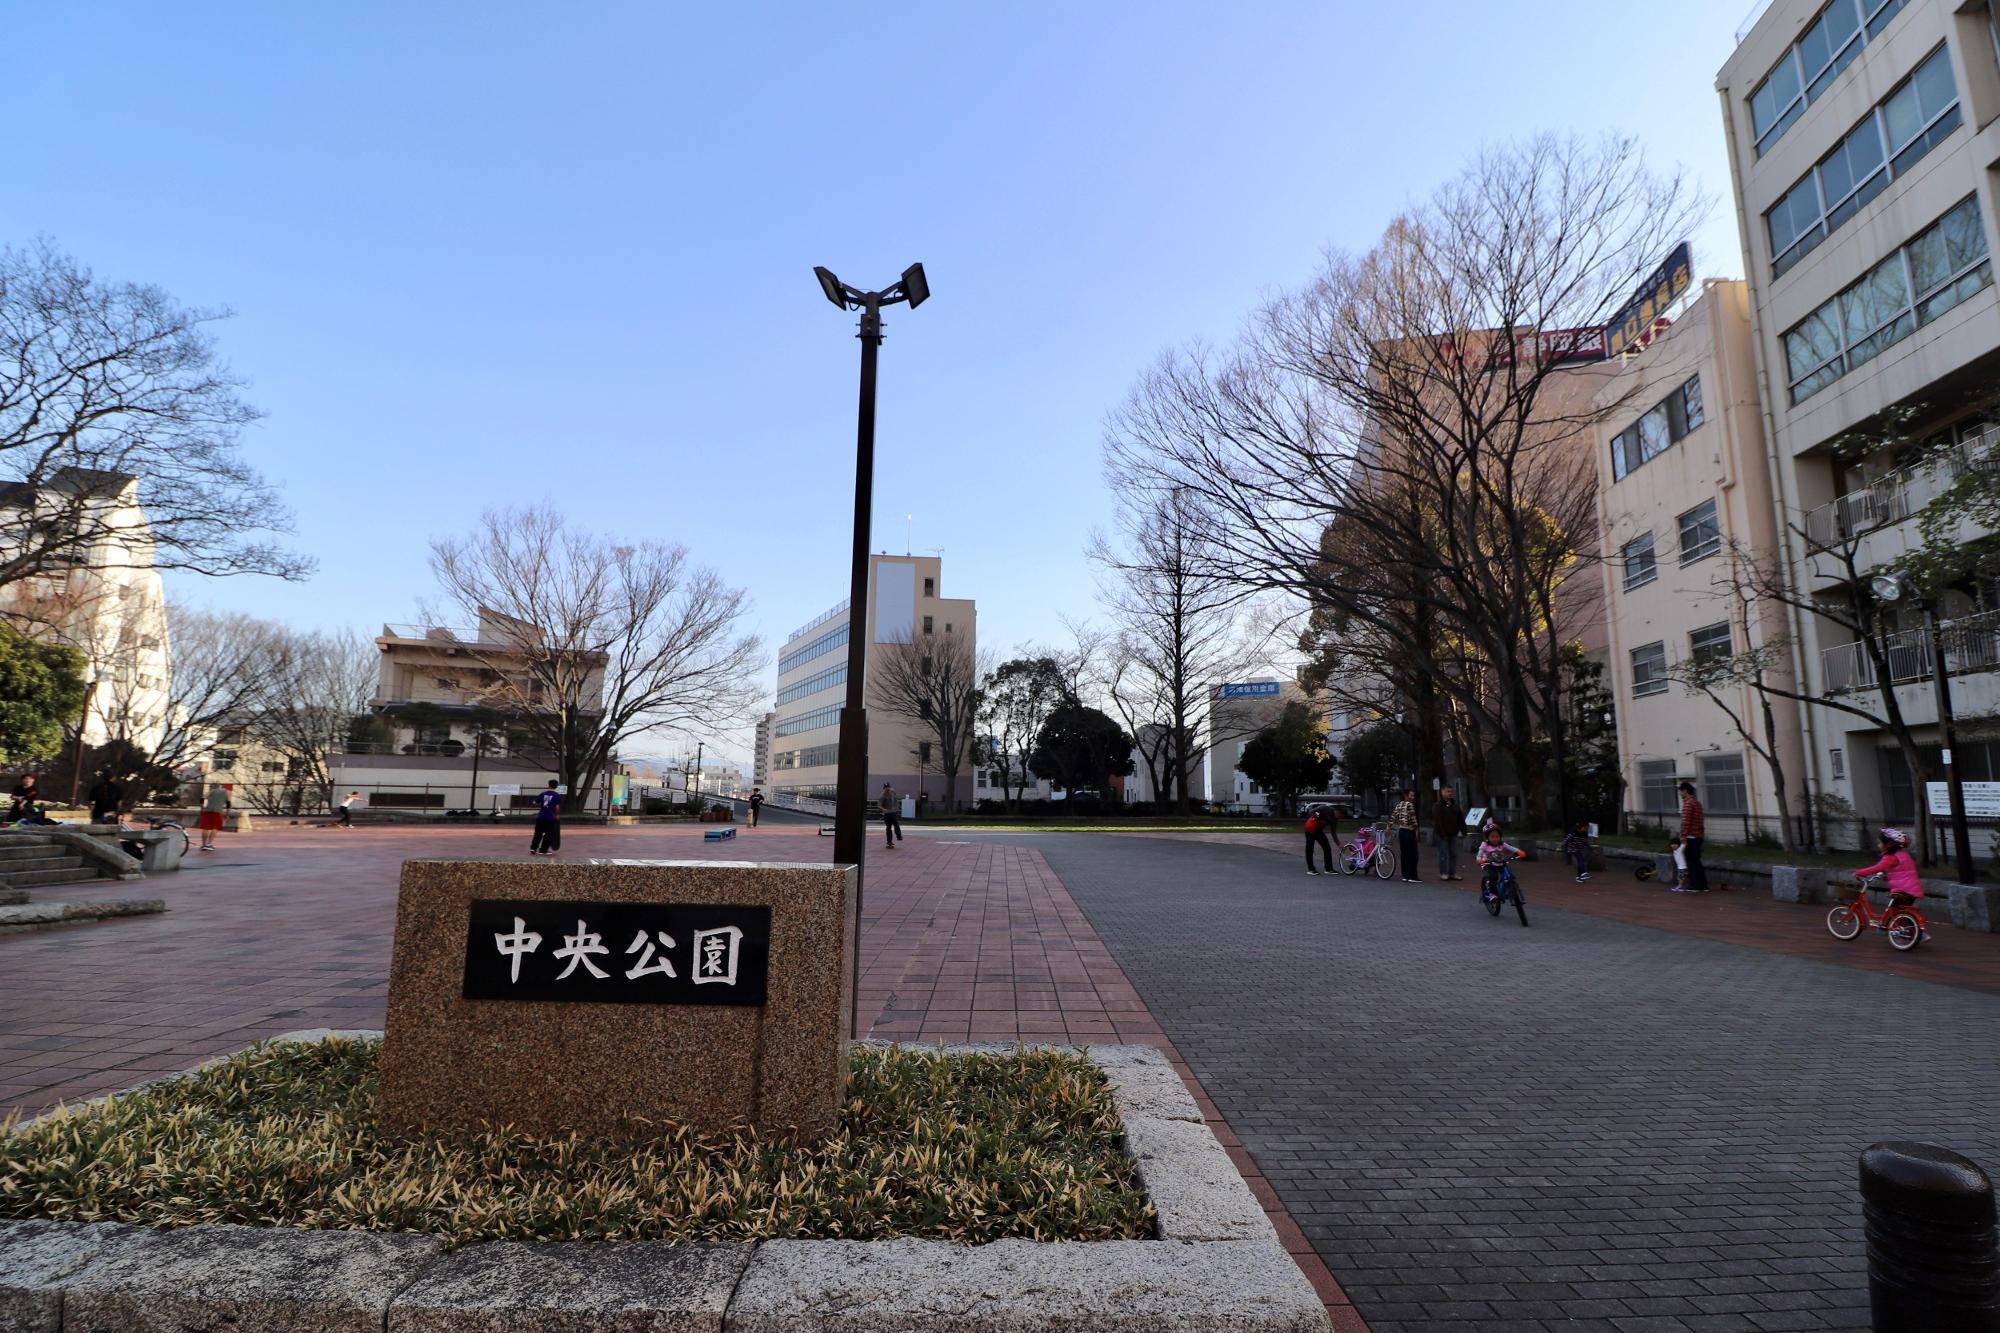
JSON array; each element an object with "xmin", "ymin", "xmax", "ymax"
[{"xmin": 4, "ymin": 822, "xmax": 1998, "ymax": 1331}]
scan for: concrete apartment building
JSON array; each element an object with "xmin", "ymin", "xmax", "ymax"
[
  {"xmin": 751, "ymin": 711, "xmax": 774, "ymax": 792},
  {"xmin": 1594, "ymin": 280, "xmax": 1810, "ymax": 833},
  {"xmin": 326, "ymin": 609, "xmax": 608, "ymax": 811},
  {"xmin": 1720, "ymin": 0, "xmax": 2000, "ymax": 828},
  {"xmin": 0, "ymin": 469, "xmax": 172, "ymax": 753},
  {"xmin": 1205, "ymin": 678, "xmax": 1313, "ymax": 812},
  {"xmin": 768, "ymin": 554, "xmax": 977, "ymax": 808}
]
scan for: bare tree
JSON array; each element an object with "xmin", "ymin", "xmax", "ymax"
[
  {"xmin": 427, "ymin": 507, "xmax": 763, "ymax": 810},
  {"xmin": 251, "ymin": 628, "xmax": 378, "ymax": 812},
  {"xmin": 0, "ymin": 240, "xmax": 306, "ymax": 588},
  {"xmin": 146, "ymin": 604, "xmax": 287, "ymax": 773},
  {"xmin": 1105, "ymin": 135, "xmax": 1701, "ymax": 824},
  {"xmin": 873, "ymin": 628, "xmax": 986, "ymax": 814},
  {"xmin": 1090, "ymin": 489, "xmax": 1248, "ymax": 812}
]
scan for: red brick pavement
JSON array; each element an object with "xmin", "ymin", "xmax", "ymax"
[{"xmin": 0, "ymin": 821, "xmax": 1365, "ymax": 1328}]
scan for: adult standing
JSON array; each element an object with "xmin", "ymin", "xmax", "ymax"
[
  {"xmin": 1390, "ymin": 788, "xmax": 1421, "ymax": 883},
  {"xmin": 87, "ymin": 771, "xmax": 123, "ymax": 824},
  {"xmin": 197, "ymin": 783, "xmax": 230, "ymax": 852},
  {"xmin": 530, "ymin": 779, "xmax": 562, "ymax": 855},
  {"xmin": 1433, "ymin": 790, "xmax": 1462, "ymax": 881},
  {"xmin": 1678, "ymin": 780, "xmax": 1709, "ymax": 893},
  {"xmin": 879, "ymin": 783, "xmax": 903, "ymax": 849},
  {"xmin": 747, "ymin": 788, "xmax": 763, "ymax": 828},
  {"xmin": 1303, "ymin": 803, "xmax": 1337, "ymax": 876}
]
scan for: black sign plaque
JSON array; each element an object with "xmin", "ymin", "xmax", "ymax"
[{"xmin": 462, "ymin": 900, "xmax": 771, "ymax": 1006}]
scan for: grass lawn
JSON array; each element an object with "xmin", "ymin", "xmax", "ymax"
[{"xmin": 0, "ymin": 1038, "xmax": 1153, "ymax": 1244}]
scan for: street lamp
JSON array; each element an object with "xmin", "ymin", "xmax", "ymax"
[
  {"xmin": 1872, "ymin": 572, "xmax": 1975, "ymax": 883},
  {"xmin": 813, "ymin": 261, "xmax": 930, "ymax": 1038},
  {"xmin": 69, "ymin": 669, "xmax": 99, "ymax": 808}
]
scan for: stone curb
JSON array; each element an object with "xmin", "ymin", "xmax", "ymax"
[
  {"xmin": 0, "ymin": 1037, "xmax": 1328, "ymax": 1332},
  {"xmin": 0, "ymin": 899, "xmax": 166, "ymax": 935}
]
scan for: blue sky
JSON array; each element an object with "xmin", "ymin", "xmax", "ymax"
[{"xmin": 7, "ymin": 2, "xmax": 1754, "ymax": 762}]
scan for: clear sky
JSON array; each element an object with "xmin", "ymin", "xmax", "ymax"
[{"xmin": 7, "ymin": 1, "xmax": 1756, "ymax": 764}]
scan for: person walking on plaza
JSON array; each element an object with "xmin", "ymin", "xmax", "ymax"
[
  {"xmin": 1390, "ymin": 788, "xmax": 1421, "ymax": 883},
  {"xmin": 748, "ymin": 788, "xmax": 763, "ymax": 828},
  {"xmin": 86, "ymin": 770, "xmax": 123, "ymax": 824},
  {"xmin": 1303, "ymin": 802, "xmax": 1337, "ymax": 876},
  {"xmin": 530, "ymin": 779, "xmax": 562, "ymax": 855},
  {"xmin": 1433, "ymin": 790, "xmax": 1462, "ymax": 881},
  {"xmin": 879, "ymin": 783, "xmax": 903, "ymax": 848},
  {"xmin": 197, "ymin": 783, "xmax": 231, "ymax": 851},
  {"xmin": 1678, "ymin": 781, "xmax": 1710, "ymax": 893},
  {"xmin": 335, "ymin": 791, "xmax": 362, "ymax": 827}
]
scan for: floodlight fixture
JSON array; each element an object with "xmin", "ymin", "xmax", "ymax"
[
  {"xmin": 900, "ymin": 262, "xmax": 930, "ymax": 309},
  {"xmin": 1871, "ymin": 572, "xmax": 1906, "ymax": 603},
  {"xmin": 814, "ymin": 266, "xmax": 850, "ymax": 310}
]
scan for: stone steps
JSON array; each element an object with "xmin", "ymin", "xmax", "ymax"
[
  {"xmin": 0, "ymin": 888, "xmax": 26, "ymax": 905},
  {"xmin": 1, "ymin": 865, "xmax": 101, "ymax": 888}
]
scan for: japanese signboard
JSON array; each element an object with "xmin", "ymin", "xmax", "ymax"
[
  {"xmin": 1214, "ymin": 681, "xmax": 1282, "ymax": 700},
  {"xmin": 1606, "ymin": 242, "xmax": 1693, "ymax": 357},
  {"xmin": 462, "ymin": 899, "xmax": 771, "ymax": 1005},
  {"xmin": 1925, "ymin": 781, "xmax": 2000, "ymax": 819},
  {"xmin": 1492, "ymin": 327, "xmax": 1610, "ymax": 368}
]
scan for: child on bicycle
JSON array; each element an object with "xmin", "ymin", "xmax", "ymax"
[
  {"xmin": 1476, "ymin": 827, "xmax": 1523, "ymax": 896},
  {"xmin": 1560, "ymin": 822, "xmax": 1593, "ymax": 883},
  {"xmin": 1853, "ymin": 828, "xmax": 1923, "ymax": 909}
]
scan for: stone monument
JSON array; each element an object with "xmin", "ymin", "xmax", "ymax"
[{"xmin": 377, "ymin": 858, "xmax": 856, "ymax": 1141}]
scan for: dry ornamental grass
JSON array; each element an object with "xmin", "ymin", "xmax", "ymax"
[{"xmin": 0, "ymin": 1038, "xmax": 1154, "ymax": 1244}]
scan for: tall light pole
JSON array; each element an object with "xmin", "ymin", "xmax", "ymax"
[
  {"xmin": 813, "ymin": 261, "xmax": 930, "ymax": 1038},
  {"xmin": 1873, "ymin": 573, "xmax": 1975, "ymax": 883}
]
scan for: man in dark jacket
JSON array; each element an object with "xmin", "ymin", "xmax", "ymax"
[
  {"xmin": 1433, "ymin": 791, "xmax": 1462, "ymax": 881},
  {"xmin": 530, "ymin": 779, "xmax": 563, "ymax": 855},
  {"xmin": 87, "ymin": 771, "xmax": 124, "ymax": 824}
]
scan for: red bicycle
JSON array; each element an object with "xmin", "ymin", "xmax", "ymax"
[{"xmin": 1826, "ymin": 873, "xmax": 1928, "ymax": 951}]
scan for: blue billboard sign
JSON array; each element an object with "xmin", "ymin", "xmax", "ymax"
[{"xmin": 1215, "ymin": 682, "xmax": 1282, "ymax": 700}]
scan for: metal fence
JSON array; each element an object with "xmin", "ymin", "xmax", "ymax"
[{"xmin": 1821, "ymin": 608, "xmax": 2000, "ymax": 694}]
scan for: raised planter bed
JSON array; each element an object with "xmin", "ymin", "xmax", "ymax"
[{"xmin": 0, "ymin": 1034, "xmax": 1326, "ymax": 1331}]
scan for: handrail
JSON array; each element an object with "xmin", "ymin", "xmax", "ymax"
[
  {"xmin": 1804, "ymin": 425, "xmax": 2000, "ymax": 549},
  {"xmin": 1736, "ymin": 0, "xmax": 1776, "ymax": 42},
  {"xmin": 785, "ymin": 599, "xmax": 849, "ymax": 644},
  {"xmin": 1821, "ymin": 608, "xmax": 2000, "ymax": 692}
]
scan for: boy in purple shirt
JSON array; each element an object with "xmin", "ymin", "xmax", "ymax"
[{"xmin": 530, "ymin": 779, "xmax": 563, "ymax": 855}]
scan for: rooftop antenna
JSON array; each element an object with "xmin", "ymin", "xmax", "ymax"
[{"xmin": 905, "ymin": 513, "xmax": 913, "ymax": 555}]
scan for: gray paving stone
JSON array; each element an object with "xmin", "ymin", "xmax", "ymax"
[
  {"xmin": 387, "ymin": 1240, "xmax": 751, "ymax": 1331},
  {"xmin": 58, "ymin": 1221, "xmax": 442, "ymax": 1332},
  {"xmin": 0, "ymin": 1220, "xmax": 158, "ymax": 1333},
  {"xmin": 1008, "ymin": 832, "xmax": 2000, "ymax": 1333},
  {"xmin": 1121, "ymin": 1114, "xmax": 1276, "ymax": 1242},
  {"xmin": 723, "ymin": 1237, "xmax": 1329, "ymax": 1331}
]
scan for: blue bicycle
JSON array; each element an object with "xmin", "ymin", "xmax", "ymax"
[{"xmin": 1480, "ymin": 860, "xmax": 1530, "ymax": 927}]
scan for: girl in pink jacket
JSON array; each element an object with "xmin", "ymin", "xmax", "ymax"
[{"xmin": 1853, "ymin": 828, "xmax": 1922, "ymax": 906}]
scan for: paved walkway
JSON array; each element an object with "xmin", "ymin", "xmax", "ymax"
[{"xmin": 1019, "ymin": 831, "xmax": 2000, "ymax": 1332}]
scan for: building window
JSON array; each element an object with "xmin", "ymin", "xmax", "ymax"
[
  {"xmin": 1610, "ymin": 376, "xmax": 1703, "ymax": 480},
  {"xmin": 1831, "ymin": 746, "xmax": 1846, "ymax": 780},
  {"xmin": 1631, "ymin": 642, "xmax": 1670, "ymax": 697},
  {"xmin": 1699, "ymin": 753, "xmax": 1751, "ymax": 816},
  {"xmin": 776, "ymin": 662, "xmax": 845, "ymax": 706},
  {"xmin": 1784, "ymin": 195, "xmax": 1993, "ymax": 404},
  {"xmin": 1768, "ymin": 46, "xmax": 1952, "ymax": 282},
  {"xmin": 1678, "ymin": 500, "xmax": 1722, "ymax": 564},
  {"xmin": 923, "ymin": 577, "xmax": 935, "ymax": 597},
  {"xmin": 1689, "ymin": 621, "xmax": 1734, "ymax": 665},
  {"xmin": 923, "ymin": 615, "xmax": 934, "ymax": 635},
  {"xmin": 1622, "ymin": 533, "xmax": 1658, "ymax": 591},
  {"xmin": 778, "ymin": 623, "xmax": 850, "ymax": 674},
  {"xmin": 774, "ymin": 704, "xmax": 842, "ymax": 737},
  {"xmin": 1750, "ymin": 0, "xmax": 1908, "ymax": 157},
  {"xmin": 1638, "ymin": 758, "xmax": 1680, "ymax": 812}
]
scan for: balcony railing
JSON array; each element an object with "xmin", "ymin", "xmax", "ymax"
[
  {"xmin": 1804, "ymin": 426, "xmax": 2000, "ymax": 550},
  {"xmin": 1822, "ymin": 608, "xmax": 2000, "ymax": 693}
]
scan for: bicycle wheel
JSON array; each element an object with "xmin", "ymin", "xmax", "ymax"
[
  {"xmin": 1826, "ymin": 905, "xmax": 1863, "ymax": 940},
  {"xmin": 1375, "ymin": 845, "xmax": 1397, "ymax": 880},
  {"xmin": 1484, "ymin": 884, "xmax": 1502, "ymax": 916},
  {"xmin": 1513, "ymin": 887, "xmax": 1529, "ymax": 927},
  {"xmin": 1885, "ymin": 912, "xmax": 1922, "ymax": 951},
  {"xmin": 1338, "ymin": 844, "xmax": 1359, "ymax": 875}
]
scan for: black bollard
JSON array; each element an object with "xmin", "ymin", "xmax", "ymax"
[{"xmin": 1860, "ymin": 1141, "xmax": 2000, "ymax": 1332}]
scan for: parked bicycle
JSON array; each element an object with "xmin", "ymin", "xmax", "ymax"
[
  {"xmin": 1480, "ymin": 858, "xmax": 1530, "ymax": 927},
  {"xmin": 1826, "ymin": 873, "xmax": 1927, "ymax": 951},
  {"xmin": 1339, "ymin": 826, "xmax": 1397, "ymax": 879}
]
